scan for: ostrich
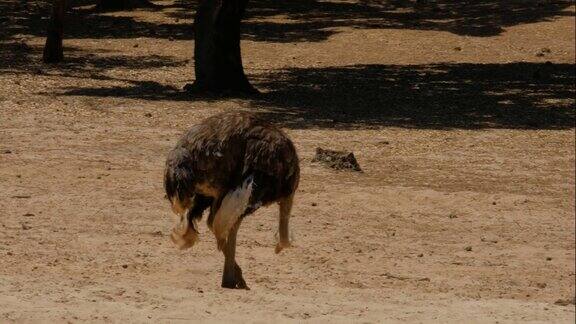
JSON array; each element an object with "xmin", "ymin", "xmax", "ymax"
[{"xmin": 164, "ymin": 111, "xmax": 300, "ymax": 289}]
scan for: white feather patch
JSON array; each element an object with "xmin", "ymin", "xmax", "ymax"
[{"xmin": 211, "ymin": 176, "xmax": 254, "ymax": 243}]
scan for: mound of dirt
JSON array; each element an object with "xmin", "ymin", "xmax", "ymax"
[{"xmin": 312, "ymin": 147, "xmax": 362, "ymax": 172}]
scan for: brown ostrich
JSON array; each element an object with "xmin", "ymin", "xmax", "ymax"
[{"xmin": 164, "ymin": 112, "xmax": 300, "ymax": 289}]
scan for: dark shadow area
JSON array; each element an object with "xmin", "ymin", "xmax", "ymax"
[
  {"xmin": 1, "ymin": 0, "xmax": 573, "ymax": 43},
  {"xmin": 57, "ymin": 74, "xmax": 257, "ymax": 100},
  {"xmin": 58, "ymin": 11, "xmax": 193, "ymax": 40},
  {"xmin": 0, "ymin": 42, "xmax": 188, "ymax": 73},
  {"xmin": 57, "ymin": 62, "xmax": 575, "ymax": 130},
  {"xmin": 57, "ymin": 79, "xmax": 184, "ymax": 99},
  {"xmin": 0, "ymin": 40, "xmax": 37, "ymax": 70},
  {"xmin": 0, "ymin": 0, "xmax": 189, "ymax": 42},
  {"xmin": 55, "ymin": 52, "xmax": 188, "ymax": 72},
  {"xmin": 95, "ymin": 0, "xmax": 160, "ymax": 12},
  {"xmin": 0, "ymin": 0, "xmax": 48, "ymax": 41},
  {"xmin": 251, "ymin": 63, "xmax": 575, "ymax": 129},
  {"xmin": 172, "ymin": 0, "xmax": 576, "ymax": 42},
  {"xmin": 245, "ymin": 0, "xmax": 574, "ymax": 41}
]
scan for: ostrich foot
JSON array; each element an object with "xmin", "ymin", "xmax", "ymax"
[
  {"xmin": 275, "ymin": 240, "xmax": 291, "ymax": 254},
  {"xmin": 222, "ymin": 263, "xmax": 249, "ymax": 290}
]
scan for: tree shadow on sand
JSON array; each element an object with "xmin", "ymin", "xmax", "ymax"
[
  {"xmin": 0, "ymin": 0, "xmax": 188, "ymax": 42},
  {"xmin": 250, "ymin": 63, "xmax": 575, "ymax": 129},
  {"xmin": 0, "ymin": 42, "xmax": 188, "ymax": 73},
  {"xmin": 169, "ymin": 0, "xmax": 576, "ymax": 42},
  {"xmin": 57, "ymin": 62, "xmax": 575, "ymax": 130},
  {"xmin": 241, "ymin": 0, "xmax": 575, "ymax": 42},
  {"xmin": 251, "ymin": 62, "xmax": 575, "ymax": 129},
  {"xmin": 1, "ymin": 0, "xmax": 573, "ymax": 43}
]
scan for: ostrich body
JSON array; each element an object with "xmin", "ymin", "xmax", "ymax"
[{"xmin": 164, "ymin": 112, "xmax": 299, "ymax": 289}]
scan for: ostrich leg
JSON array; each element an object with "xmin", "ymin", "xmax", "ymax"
[
  {"xmin": 275, "ymin": 194, "xmax": 293, "ymax": 254},
  {"xmin": 207, "ymin": 196, "xmax": 223, "ymax": 231},
  {"xmin": 221, "ymin": 220, "xmax": 248, "ymax": 289}
]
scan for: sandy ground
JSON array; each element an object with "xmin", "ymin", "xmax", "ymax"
[{"xmin": 1, "ymin": 1, "xmax": 575, "ymax": 322}]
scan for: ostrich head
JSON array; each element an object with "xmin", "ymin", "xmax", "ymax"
[{"xmin": 164, "ymin": 148, "xmax": 198, "ymax": 249}]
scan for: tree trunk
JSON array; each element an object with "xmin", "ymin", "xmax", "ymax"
[
  {"xmin": 185, "ymin": 0, "xmax": 257, "ymax": 94},
  {"xmin": 96, "ymin": 0, "xmax": 157, "ymax": 11},
  {"xmin": 43, "ymin": 0, "xmax": 66, "ymax": 63}
]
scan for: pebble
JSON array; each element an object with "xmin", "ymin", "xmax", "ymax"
[{"xmin": 554, "ymin": 298, "xmax": 574, "ymax": 306}]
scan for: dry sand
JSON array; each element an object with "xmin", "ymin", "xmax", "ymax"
[{"xmin": 1, "ymin": 1, "xmax": 575, "ymax": 322}]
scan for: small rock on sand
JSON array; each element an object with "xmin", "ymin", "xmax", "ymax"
[{"xmin": 312, "ymin": 148, "xmax": 362, "ymax": 172}]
